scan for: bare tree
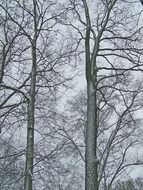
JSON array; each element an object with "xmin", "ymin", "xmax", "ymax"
[{"xmin": 59, "ymin": 0, "xmax": 143, "ymax": 189}]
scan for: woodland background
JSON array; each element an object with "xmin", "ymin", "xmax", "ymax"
[{"xmin": 0, "ymin": 0, "xmax": 143, "ymax": 190}]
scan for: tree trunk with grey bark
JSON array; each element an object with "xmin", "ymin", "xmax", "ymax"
[
  {"xmin": 24, "ymin": 0, "xmax": 37, "ymax": 189},
  {"xmin": 86, "ymin": 80, "xmax": 99, "ymax": 190},
  {"xmin": 83, "ymin": 0, "xmax": 99, "ymax": 188}
]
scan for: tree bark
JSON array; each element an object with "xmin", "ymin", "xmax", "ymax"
[
  {"xmin": 85, "ymin": 80, "xmax": 98, "ymax": 190},
  {"xmin": 83, "ymin": 0, "xmax": 99, "ymax": 187},
  {"xmin": 24, "ymin": 1, "xmax": 37, "ymax": 189}
]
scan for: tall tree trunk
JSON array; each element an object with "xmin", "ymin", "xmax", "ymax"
[
  {"xmin": 86, "ymin": 79, "xmax": 98, "ymax": 190},
  {"xmin": 83, "ymin": 1, "xmax": 117, "ymax": 189},
  {"xmin": 83, "ymin": 0, "xmax": 99, "ymax": 189},
  {"xmin": 24, "ymin": 0, "xmax": 37, "ymax": 189}
]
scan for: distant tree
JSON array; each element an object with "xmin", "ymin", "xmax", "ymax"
[
  {"xmin": 112, "ymin": 178, "xmax": 143, "ymax": 190},
  {"xmin": 0, "ymin": 137, "xmax": 24, "ymax": 190}
]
